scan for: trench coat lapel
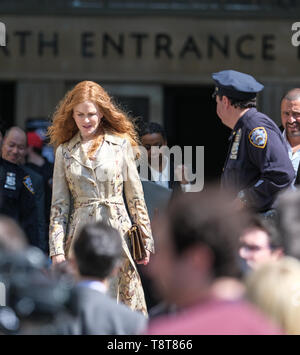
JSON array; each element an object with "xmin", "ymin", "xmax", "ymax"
[
  {"xmin": 67, "ymin": 131, "xmax": 124, "ymax": 170},
  {"xmin": 91, "ymin": 132, "xmax": 124, "ymax": 169},
  {"xmin": 67, "ymin": 132, "xmax": 93, "ymax": 170}
]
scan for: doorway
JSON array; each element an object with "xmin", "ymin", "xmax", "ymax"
[
  {"xmin": 0, "ymin": 81, "xmax": 15, "ymax": 133},
  {"xmin": 164, "ymin": 85, "xmax": 231, "ymax": 185}
]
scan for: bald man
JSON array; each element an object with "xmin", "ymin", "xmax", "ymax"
[
  {"xmin": 281, "ymin": 89, "xmax": 300, "ymax": 186},
  {"xmin": 0, "ymin": 127, "xmax": 41, "ymax": 250},
  {"xmin": 2, "ymin": 127, "xmax": 27, "ymax": 165}
]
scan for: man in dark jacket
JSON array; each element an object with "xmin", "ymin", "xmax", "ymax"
[
  {"xmin": 0, "ymin": 127, "xmax": 43, "ymax": 250},
  {"xmin": 0, "ymin": 157, "xmax": 39, "ymax": 248},
  {"xmin": 61, "ymin": 222, "xmax": 147, "ymax": 335}
]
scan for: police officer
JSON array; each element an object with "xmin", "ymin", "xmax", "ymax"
[
  {"xmin": 0, "ymin": 129, "xmax": 40, "ymax": 249},
  {"xmin": 212, "ymin": 69, "xmax": 295, "ymax": 213}
]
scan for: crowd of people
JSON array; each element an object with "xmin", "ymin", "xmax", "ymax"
[{"xmin": 0, "ymin": 71, "xmax": 300, "ymax": 335}]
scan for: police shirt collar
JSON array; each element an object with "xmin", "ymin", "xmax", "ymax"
[{"xmin": 233, "ymin": 108, "xmax": 257, "ymax": 131}]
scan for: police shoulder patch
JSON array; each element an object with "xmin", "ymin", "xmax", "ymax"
[
  {"xmin": 23, "ymin": 175, "xmax": 35, "ymax": 194},
  {"xmin": 248, "ymin": 127, "xmax": 267, "ymax": 148}
]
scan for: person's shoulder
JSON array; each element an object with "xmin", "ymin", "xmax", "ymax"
[
  {"xmin": 61, "ymin": 132, "xmax": 81, "ymax": 152},
  {"xmin": 23, "ymin": 165, "xmax": 43, "ymax": 182},
  {"xmin": 244, "ymin": 110, "xmax": 281, "ymax": 149},
  {"xmin": 105, "ymin": 131, "xmax": 127, "ymax": 146},
  {"xmin": 55, "ymin": 142, "xmax": 72, "ymax": 159},
  {"xmin": 147, "ymin": 300, "xmax": 282, "ymax": 335},
  {"xmin": 78, "ymin": 287, "xmax": 141, "ymax": 318},
  {"xmin": 72, "ymin": 287, "xmax": 146, "ymax": 332},
  {"xmin": 246, "ymin": 109, "xmax": 279, "ymax": 132}
]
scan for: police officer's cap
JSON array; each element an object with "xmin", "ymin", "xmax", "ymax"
[{"xmin": 212, "ymin": 70, "xmax": 264, "ymax": 100}]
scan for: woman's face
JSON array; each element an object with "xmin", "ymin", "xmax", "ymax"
[{"xmin": 73, "ymin": 101, "xmax": 103, "ymax": 140}]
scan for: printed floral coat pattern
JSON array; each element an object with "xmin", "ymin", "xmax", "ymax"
[{"xmin": 49, "ymin": 132, "xmax": 154, "ymax": 315}]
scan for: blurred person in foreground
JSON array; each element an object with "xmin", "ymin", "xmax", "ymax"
[
  {"xmin": 239, "ymin": 215, "xmax": 284, "ymax": 272},
  {"xmin": 275, "ymin": 188, "xmax": 300, "ymax": 260},
  {"xmin": 0, "ymin": 215, "xmax": 27, "ymax": 330},
  {"xmin": 246, "ymin": 257, "xmax": 300, "ymax": 335},
  {"xmin": 0, "ymin": 215, "xmax": 27, "ymax": 252},
  {"xmin": 0, "ymin": 246, "xmax": 72, "ymax": 335},
  {"xmin": 0, "ymin": 217, "xmax": 71, "ymax": 335},
  {"xmin": 60, "ymin": 222, "xmax": 147, "ymax": 335},
  {"xmin": 146, "ymin": 187, "xmax": 281, "ymax": 335}
]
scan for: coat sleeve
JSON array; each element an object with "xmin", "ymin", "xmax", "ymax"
[
  {"xmin": 244, "ymin": 127, "xmax": 295, "ymax": 211},
  {"xmin": 123, "ymin": 139, "xmax": 155, "ymax": 254},
  {"xmin": 49, "ymin": 145, "xmax": 71, "ymax": 257}
]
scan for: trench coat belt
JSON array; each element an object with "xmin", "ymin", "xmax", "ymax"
[
  {"xmin": 73, "ymin": 196, "xmax": 138, "ymax": 273},
  {"xmin": 74, "ymin": 196, "xmax": 124, "ymax": 208},
  {"xmin": 74, "ymin": 196, "xmax": 124, "ymax": 222},
  {"xmin": 74, "ymin": 196, "xmax": 123, "ymax": 210}
]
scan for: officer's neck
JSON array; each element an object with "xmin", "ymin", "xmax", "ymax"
[{"xmin": 228, "ymin": 108, "xmax": 250, "ymax": 129}]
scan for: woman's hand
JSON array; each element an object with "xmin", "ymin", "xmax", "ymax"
[
  {"xmin": 136, "ymin": 250, "xmax": 151, "ymax": 266},
  {"xmin": 52, "ymin": 254, "xmax": 66, "ymax": 265}
]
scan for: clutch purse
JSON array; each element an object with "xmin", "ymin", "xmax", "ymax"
[{"xmin": 128, "ymin": 224, "xmax": 147, "ymax": 262}]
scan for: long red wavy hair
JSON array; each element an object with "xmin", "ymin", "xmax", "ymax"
[{"xmin": 48, "ymin": 81, "xmax": 139, "ymax": 157}]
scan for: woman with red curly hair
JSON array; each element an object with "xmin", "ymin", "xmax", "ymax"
[{"xmin": 48, "ymin": 81, "xmax": 154, "ymax": 315}]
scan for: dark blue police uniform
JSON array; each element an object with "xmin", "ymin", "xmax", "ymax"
[
  {"xmin": 212, "ymin": 70, "xmax": 295, "ymax": 212},
  {"xmin": 0, "ymin": 157, "xmax": 40, "ymax": 248}
]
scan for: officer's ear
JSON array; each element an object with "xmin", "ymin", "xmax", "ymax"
[{"xmin": 223, "ymin": 95, "xmax": 231, "ymax": 109}]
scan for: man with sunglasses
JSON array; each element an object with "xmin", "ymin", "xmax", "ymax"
[
  {"xmin": 212, "ymin": 70, "xmax": 294, "ymax": 214},
  {"xmin": 239, "ymin": 215, "xmax": 283, "ymax": 271}
]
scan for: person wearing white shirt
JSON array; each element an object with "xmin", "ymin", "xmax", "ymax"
[
  {"xmin": 281, "ymin": 89, "xmax": 300, "ymax": 187},
  {"xmin": 140, "ymin": 122, "xmax": 192, "ymax": 192}
]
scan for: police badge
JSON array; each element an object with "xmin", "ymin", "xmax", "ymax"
[
  {"xmin": 23, "ymin": 175, "xmax": 35, "ymax": 194},
  {"xmin": 249, "ymin": 127, "xmax": 267, "ymax": 148},
  {"xmin": 4, "ymin": 172, "xmax": 16, "ymax": 190},
  {"xmin": 230, "ymin": 128, "xmax": 242, "ymax": 160}
]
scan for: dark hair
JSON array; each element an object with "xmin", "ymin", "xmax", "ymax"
[
  {"xmin": 73, "ymin": 222, "xmax": 122, "ymax": 280},
  {"xmin": 139, "ymin": 122, "xmax": 166, "ymax": 141},
  {"xmin": 280, "ymin": 88, "xmax": 300, "ymax": 104},
  {"xmin": 165, "ymin": 187, "xmax": 250, "ymax": 278},
  {"xmin": 244, "ymin": 215, "xmax": 283, "ymax": 250},
  {"xmin": 216, "ymin": 93, "xmax": 257, "ymax": 109}
]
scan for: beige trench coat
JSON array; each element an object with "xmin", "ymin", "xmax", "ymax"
[{"xmin": 49, "ymin": 131, "xmax": 154, "ymax": 315}]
